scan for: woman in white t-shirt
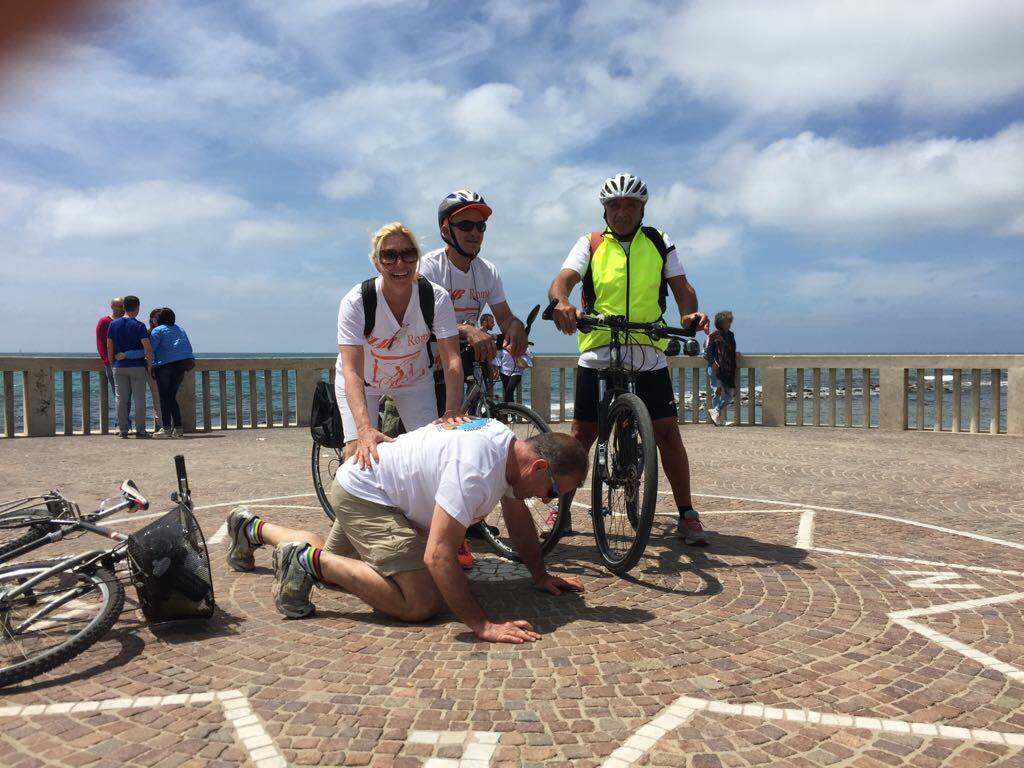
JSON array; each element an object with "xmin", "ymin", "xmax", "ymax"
[{"xmin": 336, "ymin": 222, "xmax": 464, "ymax": 469}]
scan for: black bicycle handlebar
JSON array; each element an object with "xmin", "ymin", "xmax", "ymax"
[{"xmin": 542, "ymin": 298, "xmax": 700, "ymax": 341}]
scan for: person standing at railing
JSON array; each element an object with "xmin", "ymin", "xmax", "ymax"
[
  {"xmin": 106, "ymin": 295, "xmax": 153, "ymax": 439},
  {"xmin": 497, "ymin": 347, "xmax": 532, "ymax": 403},
  {"xmin": 96, "ymin": 297, "xmax": 126, "ymax": 431},
  {"xmin": 150, "ymin": 307, "xmax": 195, "ymax": 439},
  {"xmin": 547, "ymin": 172, "xmax": 711, "ymax": 545},
  {"xmin": 704, "ymin": 311, "xmax": 737, "ymax": 427},
  {"xmin": 146, "ymin": 307, "xmax": 164, "ymax": 434}
]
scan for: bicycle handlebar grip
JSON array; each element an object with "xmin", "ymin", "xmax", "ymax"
[
  {"xmin": 173, "ymin": 454, "xmax": 190, "ymax": 497},
  {"xmin": 542, "ymin": 298, "xmax": 558, "ymax": 321}
]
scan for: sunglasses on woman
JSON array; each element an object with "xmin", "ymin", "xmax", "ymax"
[
  {"xmin": 379, "ymin": 247, "xmax": 419, "ymax": 265},
  {"xmin": 450, "ymin": 220, "xmax": 487, "ymax": 233}
]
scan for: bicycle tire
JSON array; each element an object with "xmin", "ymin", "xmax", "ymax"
[
  {"xmin": 476, "ymin": 403, "xmax": 562, "ymax": 561},
  {"xmin": 591, "ymin": 393, "xmax": 658, "ymax": 575},
  {"xmin": 312, "ymin": 441, "xmax": 345, "ymax": 522},
  {"xmin": 0, "ymin": 525, "xmax": 49, "ymax": 563},
  {"xmin": 461, "ymin": 385, "xmax": 485, "ymax": 416},
  {"xmin": 0, "ymin": 562, "xmax": 124, "ymax": 687}
]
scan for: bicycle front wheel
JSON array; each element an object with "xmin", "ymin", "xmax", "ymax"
[
  {"xmin": 591, "ymin": 393, "xmax": 658, "ymax": 575},
  {"xmin": 0, "ymin": 562, "xmax": 124, "ymax": 687},
  {"xmin": 476, "ymin": 403, "xmax": 562, "ymax": 561},
  {"xmin": 312, "ymin": 441, "xmax": 345, "ymax": 522}
]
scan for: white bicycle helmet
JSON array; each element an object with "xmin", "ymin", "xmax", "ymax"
[
  {"xmin": 438, "ymin": 189, "xmax": 492, "ymax": 226},
  {"xmin": 599, "ymin": 173, "xmax": 648, "ymax": 204}
]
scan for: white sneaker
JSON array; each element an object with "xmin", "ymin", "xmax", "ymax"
[
  {"xmin": 707, "ymin": 407, "xmax": 721, "ymax": 426},
  {"xmin": 152, "ymin": 428, "xmax": 173, "ymax": 439},
  {"xmin": 171, "ymin": 427, "xmax": 184, "ymax": 438}
]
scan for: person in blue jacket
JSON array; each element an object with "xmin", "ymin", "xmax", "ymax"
[{"xmin": 149, "ymin": 307, "xmax": 195, "ymax": 438}]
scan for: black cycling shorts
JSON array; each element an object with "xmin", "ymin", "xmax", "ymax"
[{"xmin": 573, "ymin": 366, "xmax": 678, "ymax": 423}]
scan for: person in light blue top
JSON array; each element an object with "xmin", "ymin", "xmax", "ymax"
[{"xmin": 149, "ymin": 307, "xmax": 195, "ymax": 439}]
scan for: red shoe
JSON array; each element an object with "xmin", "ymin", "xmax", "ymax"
[{"xmin": 457, "ymin": 540, "xmax": 475, "ymax": 569}]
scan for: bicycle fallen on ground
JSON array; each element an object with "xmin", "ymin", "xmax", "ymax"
[{"xmin": 0, "ymin": 455, "xmax": 215, "ymax": 687}]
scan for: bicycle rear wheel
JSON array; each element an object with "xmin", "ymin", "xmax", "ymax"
[
  {"xmin": 312, "ymin": 442, "xmax": 345, "ymax": 522},
  {"xmin": 0, "ymin": 561, "xmax": 124, "ymax": 687},
  {"xmin": 591, "ymin": 393, "xmax": 658, "ymax": 575},
  {"xmin": 475, "ymin": 403, "xmax": 562, "ymax": 561}
]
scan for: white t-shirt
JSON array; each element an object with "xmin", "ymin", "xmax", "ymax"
[
  {"xmin": 561, "ymin": 231, "xmax": 686, "ymax": 373},
  {"xmin": 419, "ymin": 248, "xmax": 507, "ymax": 326},
  {"xmin": 335, "ymin": 277, "xmax": 457, "ymax": 395},
  {"xmin": 337, "ymin": 418, "xmax": 515, "ymax": 531}
]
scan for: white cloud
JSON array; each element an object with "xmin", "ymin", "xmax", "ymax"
[
  {"xmin": 452, "ymin": 84, "xmax": 528, "ymax": 144},
  {"xmin": 35, "ymin": 180, "xmax": 250, "ymax": 240},
  {"xmin": 676, "ymin": 226, "xmax": 742, "ymax": 263},
  {"xmin": 319, "ymin": 169, "xmax": 374, "ymax": 200},
  {"xmin": 706, "ymin": 125, "xmax": 1024, "ymax": 237},
  {"xmin": 229, "ymin": 219, "xmax": 326, "ymax": 248},
  {"xmin": 613, "ymin": 0, "xmax": 1024, "ymax": 115},
  {"xmin": 483, "ymin": 0, "xmax": 557, "ymax": 35},
  {"xmin": 646, "ymin": 182, "xmax": 702, "ymax": 229}
]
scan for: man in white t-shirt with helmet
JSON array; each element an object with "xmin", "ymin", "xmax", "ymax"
[
  {"xmin": 225, "ymin": 419, "xmax": 588, "ymax": 644},
  {"xmin": 549, "ymin": 172, "xmax": 711, "ymax": 545}
]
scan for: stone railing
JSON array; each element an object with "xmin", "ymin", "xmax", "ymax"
[
  {"xmin": 2, "ymin": 354, "xmax": 1022, "ymax": 437},
  {"xmin": 529, "ymin": 354, "xmax": 1024, "ymax": 435},
  {"xmin": 0, "ymin": 356, "xmax": 336, "ymax": 437}
]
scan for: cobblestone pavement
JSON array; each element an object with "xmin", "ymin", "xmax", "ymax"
[{"xmin": 1, "ymin": 426, "xmax": 1023, "ymax": 767}]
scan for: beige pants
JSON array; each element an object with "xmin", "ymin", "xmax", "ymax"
[{"xmin": 324, "ymin": 481, "xmax": 426, "ymax": 577}]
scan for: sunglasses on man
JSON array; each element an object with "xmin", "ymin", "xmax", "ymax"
[
  {"xmin": 379, "ymin": 248, "xmax": 419, "ymax": 265},
  {"xmin": 450, "ymin": 220, "xmax": 487, "ymax": 233},
  {"xmin": 544, "ymin": 465, "xmax": 561, "ymax": 499}
]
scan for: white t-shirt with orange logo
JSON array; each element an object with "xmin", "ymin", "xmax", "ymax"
[
  {"xmin": 335, "ymin": 277, "xmax": 457, "ymax": 396},
  {"xmin": 419, "ymin": 248, "xmax": 507, "ymax": 326}
]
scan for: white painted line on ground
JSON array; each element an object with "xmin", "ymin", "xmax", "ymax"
[
  {"xmin": 812, "ymin": 548, "xmax": 1024, "ymax": 578},
  {"xmin": 662, "ymin": 491, "xmax": 1024, "ymax": 553},
  {"xmin": 194, "ymin": 493, "xmax": 316, "ymax": 511},
  {"xmin": 893, "ymin": 618, "xmax": 1024, "ymax": 685},
  {"xmin": 890, "ymin": 591, "xmax": 1024, "ymax": 620},
  {"xmin": 0, "ymin": 689, "xmax": 287, "ymax": 767},
  {"xmin": 207, "ymin": 521, "xmax": 229, "ymax": 546},
  {"xmin": 889, "ymin": 570, "xmax": 982, "ymax": 590},
  {"xmin": 409, "ymin": 730, "xmax": 500, "ymax": 767},
  {"xmin": 796, "ymin": 509, "xmax": 815, "ymax": 550},
  {"xmin": 606, "ymin": 692, "xmax": 1024, "ymax": 765}
]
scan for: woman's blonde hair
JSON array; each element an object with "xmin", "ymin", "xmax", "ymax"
[{"xmin": 369, "ymin": 222, "xmax": 421, "ymax": 275}]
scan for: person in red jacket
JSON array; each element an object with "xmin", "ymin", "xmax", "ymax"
[{"xmin": 96, "ymin": 297, "xmax": 126, "ymax": 431}]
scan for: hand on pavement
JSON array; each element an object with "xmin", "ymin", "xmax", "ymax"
[
  {"xmin": 534, "ymin": 573, "xmax": 585, "ymax": 595},
  {"xmin": 476, "ymin": 619, "xmax": 541, "ymax": 644}
]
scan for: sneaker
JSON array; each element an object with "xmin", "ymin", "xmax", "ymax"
[
  {"xmin": 171, "ymin": 427, "xmax": 184, "ymax": 438},
  {"xmin": 118, "ymin": 431, "xmax": 129, "ymax": 439},
  {"xmin": 457, "ymin": 540, "xmax": 475, "ymax": 569},
  {"xmin": 678, "ymin": 508, "xmax": 709, "ymax": 546},
  {"xmin": 541, "ymin": 507, "xmax": 573, "ymax": 538},
  {"xmin": 465, "ymin": 521, "xmax": 499, "ymax": 540},
  {"xmin": 226, "ymin": 507, "xmax": 259, "ymax": 572},
  {"xmin": 706, "ymin": 406, "xmax": 721, "ymax": 426},
  {"xmin": 272, "ymin": 542, "xmax": 317, "ymax": 619},
  {"xmin": 152, "ymin": 428, "xmax": 173, "ymax": 440},
  {"xmin": 135, "ymin": 430, "xmax": 151, "ymax": 439}
]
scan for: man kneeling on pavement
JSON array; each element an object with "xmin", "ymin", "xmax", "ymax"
[{"xmin": 226, "ymin": 418, "xmax": 587, "ymax": 644}]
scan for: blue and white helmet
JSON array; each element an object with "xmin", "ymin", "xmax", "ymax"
[
  {"xmin": 438, "ymin": 189, "xmax": 493, "ymax": 226},
  {"xmin": 599, "ymin": 173, "xmax": 648, "ymax": 204}
]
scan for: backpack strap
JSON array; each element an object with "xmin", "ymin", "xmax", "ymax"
[
  {"xmin": 417, "ymin": 277, "xmax": 436, "ymax": 368},
  {"xmin": 360, "ymin": 278, "xmax": 377, "ymax": 338},
  {"xmin": 581, "ymin": 231, "xmax": 605, "ymax": 313},
  {"xmin": 641, "ymin": 226, "xmax": 671, "ymax": 315}
]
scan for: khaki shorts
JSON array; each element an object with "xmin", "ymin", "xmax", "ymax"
[{"xmin": 323, "ymin": 480, "xmax": 426, "ymax": 577}]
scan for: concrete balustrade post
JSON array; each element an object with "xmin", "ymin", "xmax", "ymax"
[
  {"xmin": 761, "ymin": 367, "xmax": 786, "ymax": 426},
  {"xmin": 531, "ymin": 361, "xmax": 551, "ymax": 425},
  {"xmin": 180, "ymin": 370, "xmax": 197, "ymax": 433},
  {"xmin": 295, "ymin": 369, "xmax": 321, "ymax": 427},
  {"xmin": 1008, "ymin": 367, "xmax": 1024, "ymax": 437},
  {"xmin": 879, "ymin": 367, "xmax": 908, "ymax": 431},
  {"xmin": 23, "ymin": 367, "xmax": 56, "ymax": 437}
]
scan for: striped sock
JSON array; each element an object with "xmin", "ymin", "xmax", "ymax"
[
  {"xmin": 295, "ymin": 544, "xmax": 324, "ymax": 582},
  {"xmin": 244, "ymin": 517, "xmax": 265, "ymax": 546}
]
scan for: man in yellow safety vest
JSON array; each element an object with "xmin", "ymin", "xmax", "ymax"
[{"xmin": 548, "ymin": 173, "xmax": 711, "ymax": 545}]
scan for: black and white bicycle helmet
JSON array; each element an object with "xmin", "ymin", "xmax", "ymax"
[
  {"xmin": 599, "ymin": 173, "xmax": 648, "ymax": 204},
  {"xmin": 437, "ymin": 189, "xmax": 492, "ymax": 226}
]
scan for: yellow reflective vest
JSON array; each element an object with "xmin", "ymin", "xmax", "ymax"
[{"xmin": 579, "ymin": 226, "xmax": 670, "ymax": 354}]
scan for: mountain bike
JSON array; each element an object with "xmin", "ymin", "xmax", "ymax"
[
  {"xmin": 541, "ymin": 299, "xmax": 700, "ymax": 574},
  {"xmin": 0, "ymin": 455, "xmax": 214, "ymax": 687}
]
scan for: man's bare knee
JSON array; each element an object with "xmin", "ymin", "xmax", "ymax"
[{"xmin": 392, "ymin": 569, "xmax": 443, "ymax": 622}]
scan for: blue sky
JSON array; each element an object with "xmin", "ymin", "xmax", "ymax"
[{"xmin": 1, "ymin": 0, "xmax": 1023, "ymax": 354}]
